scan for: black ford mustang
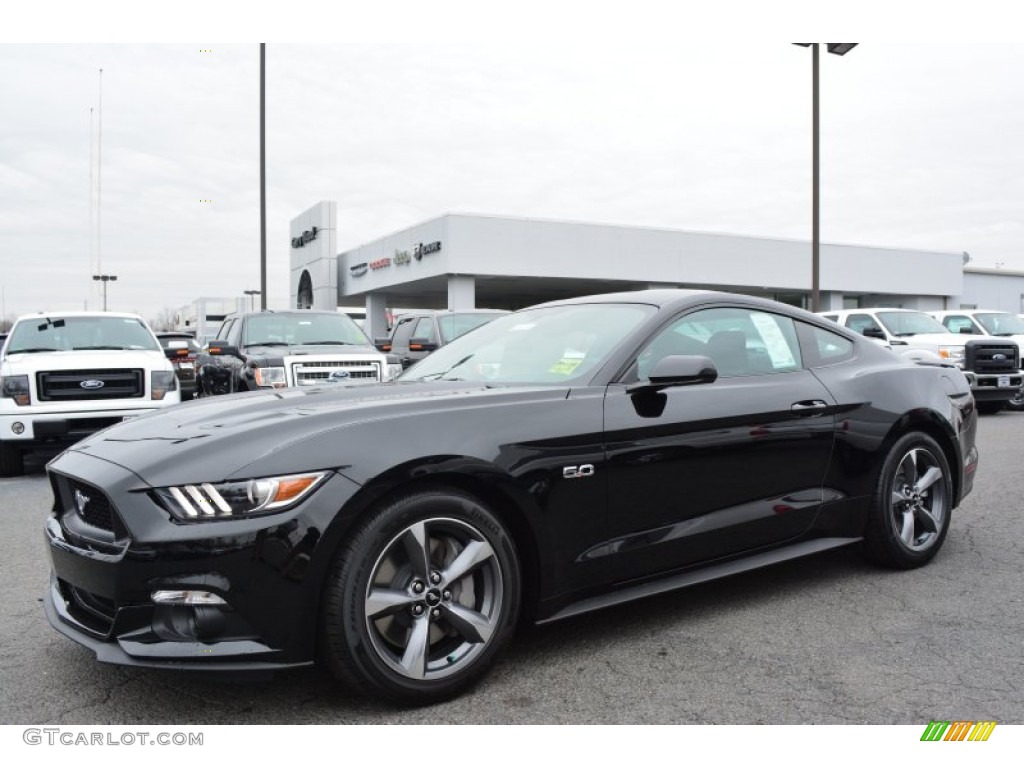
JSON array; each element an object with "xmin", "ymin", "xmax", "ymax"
[{"xmin": 43, "ymin": 290, "xmax": 978, "ymax": 704}]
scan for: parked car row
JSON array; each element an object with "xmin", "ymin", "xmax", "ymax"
[
  {"xmin": 374, "ymin": 309, "xmax": 509, "ymax": 369},
  {"xmin": 819, "ymin": 307, "xmax": 1023, "ymax": 413}
]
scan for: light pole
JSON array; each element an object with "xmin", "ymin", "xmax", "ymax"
[
  {"xmin": 244, "ymin": 289, "xmax": 262, "ymax": 312},
  {"xmin": 92, "ymin": 274, "xmax": 117, "ymax": 311},
  {"xmin": 795, "ymin": 43, "xmax": 858, "ymax": 312}
]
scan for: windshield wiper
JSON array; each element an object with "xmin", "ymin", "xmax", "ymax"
[
  {"xmin": 417, "ymin": 354, "xmax": 475, "ymax": 381},
  {"xmin": 893, "ymin": 332, "xmax": 919, "ymax": 337},
  {"xmin": 7, "ymin": 347, "xmax": 59, "ymax": 353},
  {"xmin": 248, "ymin": 341, "xmax": 290, "ymax": 347},
  {"xmin": 75, "ymin": 345, "xmax": 127, "ymax": 350},
  {"xmin": 303, "ymin": 340, "xmax": 351, "ymax": 345}
]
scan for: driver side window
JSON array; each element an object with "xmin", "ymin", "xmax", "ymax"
[{"xmin": 635, "ymin": 307, "xmax": 802, "ymax": 380}]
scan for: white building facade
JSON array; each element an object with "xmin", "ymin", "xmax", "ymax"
[{"xmin": 289, "ymin": 202, "xmax": 1017, "ymax": 340}]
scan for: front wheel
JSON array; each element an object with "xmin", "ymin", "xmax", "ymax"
[
  {"xmin": 1006, "ymin": 384, "xmax": 1024, "ymax": 412},
  {"xmin": 0, "ymin": 441, "xmax": 24, "ymax": 477},
  {"xmin": 862, "ymin": 432, "xmax": 952, "ymax": 569},
  {"xmin": 321, "ymin": 488, "xmax": 521, "ymax": 704}
]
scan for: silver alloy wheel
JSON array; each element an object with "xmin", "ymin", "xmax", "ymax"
[
  {"xmin": 364, "ymin": 517, "xmax": 504, "ymax": 681},
  {"xmin": 889, "ymin": 447, "xmax": 947, "ymax": 552}
]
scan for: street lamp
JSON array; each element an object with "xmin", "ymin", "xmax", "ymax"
[
  {"xmin": 92, "ymin": 273, "xmax": 117, "ymax": 311},
  {"xmin": 795, "ymin": 43, "xmax": 858, "ymax": 312},
  {"xmin": 243, "ymin": 289, "xmax": 262, "ymax": 312}
]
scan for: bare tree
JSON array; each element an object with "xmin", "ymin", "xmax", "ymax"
[{"xmin": 149, "ymin": 307, "xmax": 179, "ymax": 333}]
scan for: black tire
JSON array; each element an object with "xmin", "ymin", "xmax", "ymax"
[
  {"xmin": 863, "ymin": 432, "xmax": 952, "ymax": 569},
  {"xmin": 321, "ymin": 487, "xmax": 521, "ymax": 705},
  {"xmin": 1006, "ymin": 385, "xmax": 1024, "ymax": 412},
  {"xmin": 977, "ymin": 401, "xmax": 1005, "ymax": 415},
  {"xmin": 0, "ymin": 441, "xmax": 25, "ymax": 477}
]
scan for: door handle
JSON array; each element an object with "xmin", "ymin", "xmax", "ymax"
[{"xmin": 791, "ymin": 400, "xmax": 828, "ymax": 414}]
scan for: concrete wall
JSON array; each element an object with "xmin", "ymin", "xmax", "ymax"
[
  {"xmin": 289, "ymin": 202, "xmax": 338, "ymax": 311},
  {"xmin": 957, "ymin": 269, "xmax": 1024, "ymax": 312}
]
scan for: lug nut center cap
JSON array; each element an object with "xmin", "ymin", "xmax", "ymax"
[{"xmin": 425, "ymin": 589, "xmax": 442, "ymax": 607}]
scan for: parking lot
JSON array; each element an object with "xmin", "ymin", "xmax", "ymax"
[{"xmin": 1, "ymin": 411, "xmax": 1022, "ymax": 725}]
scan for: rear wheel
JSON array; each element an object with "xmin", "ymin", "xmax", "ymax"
[
  {"xmin": 0, "ymin": 441, "xmax": 24, "ymax": 477},
  {"xmin": 863, "ymin": 432, "xmax": 952, "ymax": 568},
  {"xmin": 321, "ymin": 488, "xmax": 520, "ymax": 704}
]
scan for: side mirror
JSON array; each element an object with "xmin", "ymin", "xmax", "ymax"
[
  {"xmin": 862, "ymin": 326, "xmax": 887, "ymax": 340},
  {"xmin": 207, "ymin": 340, "xmax": 242, "ymax": 358},
  {"xmin": 408, "ymin": 337, "xmax": 438, "ymax": 353},
  {"xmin": 627, "ymin": 355, "xmax": 718, "ymax": 394},
  {"xmin": 374, "ymin": 337, "xmax": 392, "ymax": 352},
  {"xmin": 958, "ymin": 326, "xmax": 977, "ymax": 335}
]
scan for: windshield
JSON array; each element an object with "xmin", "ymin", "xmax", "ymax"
[
  {"xmin": 975, "ymin": 312, "xmax": 1024, "ymax": 335},
  {"xmin": 243, "ymin": 313, "xmax": 371, "ymax": 346},
  {"xmin": 401, "ymin": 303, "xmax": 655, "ymax": 384},
  {"xmin": 437, "ymin": 312, "xmax": 507, "ymax": 343},
  {"xmin": 876, "ymin": 311, "xmax": 949, "ymax": 336},
  {"xmin": 6, "ymin": 316, "xmax": 160, "ymax": 353}
]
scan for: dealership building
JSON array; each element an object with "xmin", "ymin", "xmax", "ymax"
[{"xmin": 289, "ymin": 201, "xmax": 1024, "ymax": 340}]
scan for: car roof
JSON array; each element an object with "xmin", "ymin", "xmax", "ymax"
[
  {"xmin": 393, "ymin": 309, "xmax": 509, "ymax": 319},
  {"xmin": 13, "ymin": 311, "xmax": 144, "ymax": 321}
]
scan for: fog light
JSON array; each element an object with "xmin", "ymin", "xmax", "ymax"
[
  {"xmin": 151, "ymin": 589, "xmax": 227, "ymax": 606},
  {"xmin": 11, "ymin": 422, "xmax": 24, "ymax": 435}
]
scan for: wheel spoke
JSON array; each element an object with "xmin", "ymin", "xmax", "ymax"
[
  {"xmin": 399, "ymin": 615, "xmax": 431, "ymax": 679},
  {"xmin": 915, "ymin": 505, "xmax": 940, "ymax": 534},
  {"xmin": 365, "ymin": 588, "xmax": 415, "ymax": 620},
  {"xmin": 401, "ymin": 522, "xmax": 432, "ymax": 579},
  {"xmin": 891, "ymin": 490, "xmax": 906, "ymax": 508},
  {"xmin": 899, "ymin": 510, "xmax": 915, "ymax": 546},
  {"xmin": 442, "ymin": 602, "xmax": 495, "ymax": 644},
  {"xmin": 898, "ymin": 450, "xmax": 919, "ymax": 486},
  {"xmin": 442, "ymin": 539, "xmax": 495, "ymax": 585},
  {"xmin": 914, "ymin": 466, "xmax": 942, "ymax": 494}
]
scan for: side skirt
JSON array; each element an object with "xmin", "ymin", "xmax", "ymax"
[{"xmin": 538, "ymin": 536, "xmax": 861, "ymax": 625}]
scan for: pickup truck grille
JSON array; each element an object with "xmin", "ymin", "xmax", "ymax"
[
  {"xmin": 291, "ymin": 359, "xmax": 381, "ymax": 386},
  {"xmin": 37, "ymin": 369, "xmax": 144, "ymax": 401},
  {"xmin": 965, "ymin": 340, "xmax": 1019, "ymax": 373}
]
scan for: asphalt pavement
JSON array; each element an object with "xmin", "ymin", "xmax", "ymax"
[{"xmin": 1, "ymin": 414, "xmax": 1022, "ymax": 724}]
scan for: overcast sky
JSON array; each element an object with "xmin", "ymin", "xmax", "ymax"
[{"xmin": 2, "ymin": 39, "xmax": 1024, "ymax": 322}]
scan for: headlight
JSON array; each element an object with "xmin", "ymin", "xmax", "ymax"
[
  {"xmin": 254, "ymin": 366, "xmax": 287, "ymax": 388},
  {"xmin": 153, "ymin": 471, "xmax": 328, "ymax": 521},
  {"xmin": 938, "ymin": 346, "xmax": 966, "ymax": 365},
  {"xmin": 0, "ymin": 374, "xmax": 30, "ymax": 406},
  {"xmin": 151, "ymin": 370, "xmax": 177, "ymax": 400},
  {"xmin": 386, "ymin": 363, "xmax": 403, "ymax": 381}
]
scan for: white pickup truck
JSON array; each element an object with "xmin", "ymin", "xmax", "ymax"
[
  {"xmin": 0, "ymin": 312, "xmax": 181, "ymax": 476},
  {"xmin": 820, "ymin": 308, "xmax": 1022, "ymax": 414}
]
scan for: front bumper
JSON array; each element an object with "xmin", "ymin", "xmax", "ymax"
[
  {"xmin": 0, "ymin": 406, "xmax": 171, "ymax": 445},
  {"xmin": 963, "ymin": 370, "xmax": 1023, "ymax": 402},
  {"xmin": 43, "ymin": 449, "xmax": 362, "ymax": 670}
]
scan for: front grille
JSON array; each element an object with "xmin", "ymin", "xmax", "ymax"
[
  {"xmin": 68, "ymin": 479, "xmax": 115, "ymax": 532},
  {"xmin": 966, "ymin": 341, "xmax": 1019, "ymax": 374},
  {"xmin": 291, "ymin": 359, "xmax": 381, "ymax": 386},
  {"xmin": 37, "ymin": 368, "xmax": 144, "ymax": 401}
]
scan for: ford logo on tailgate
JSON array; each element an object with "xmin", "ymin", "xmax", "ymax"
[{"xmin": 80, "ymin": 379, "xmax": 105, "ymax": 389}]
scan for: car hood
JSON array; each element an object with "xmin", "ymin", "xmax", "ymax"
[
  {"xmin": 242, "ymin": 343, "xmax": 382, "ymax": 357},
  {"xmin": 2, "ymin": 349, "xmax": 171, "ymax": 371},
  {"xmin": 64, "ymin": 381, "xmax": 566, "ymax": 486},
  {"xmin": 890, "ymin": 332, "xmax": 973, "ymax": 346}
]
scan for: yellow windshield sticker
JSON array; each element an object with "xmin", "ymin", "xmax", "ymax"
[{"xmin": 549, "ymin": 357, "xmax": 583, "ymax": 375}]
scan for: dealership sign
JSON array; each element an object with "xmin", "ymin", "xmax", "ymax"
[
  {"xmin": 291, "ymin": 226, "xmax": 319, "ymax": 249},
  {"xmin": 415, "ymin": 241, "xmax": 441, "ymax": 259},
  {"xmin": 350, "ymin": 241, "xmax": 442, "ymax": 278}
]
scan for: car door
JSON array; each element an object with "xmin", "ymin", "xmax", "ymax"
[{"xmin": 600, "ymin": 306, "xmax": 837, "ymax": 583}]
